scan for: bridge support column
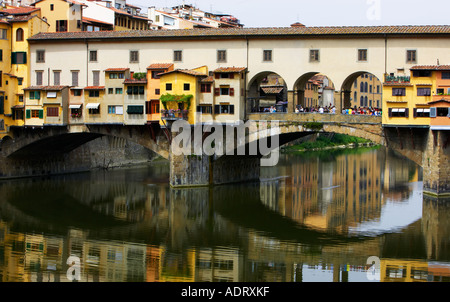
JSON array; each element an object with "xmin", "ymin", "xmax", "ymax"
[
  {"xmin": 423, "ymin": 129, "xmax": 450, "ymax": 197},
  {"xmin": 287, "ymin": 90, "xmax": 295, "ymax": 113},
  {"xmin": 169, "ymin": 153, "xmax": 261, "ymax": 187},
  {"xmin": 342, "ymin": 90, "xmax": 352, "ymax": 110}
]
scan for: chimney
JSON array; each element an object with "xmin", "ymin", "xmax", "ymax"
[{"xmin": 291, "ymin": 22, "xmax": 306, "ymax": 28}]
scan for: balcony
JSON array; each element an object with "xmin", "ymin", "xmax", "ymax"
[
  {"xmin": 161, "ymin": 109, "xmax": 189, "ymax": 121},
  {"xmin": 384, "ymin": 75, "xmax": 411, "ymax": 84}
]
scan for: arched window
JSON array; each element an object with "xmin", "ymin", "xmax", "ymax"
[
  {"xmin": 16, "ymin": 28, "xmax": 24, "ymax": 42},
  {"xmin": 360, "ymin": 96, "xmax": 364, "ymax": 106},
  {"xmin": 360, "ymin": 82, "xmax": 364, "ymax": 93},
  {"xmin": 364, "ymin": 82, "xmax": 368, "ymax": 93}
]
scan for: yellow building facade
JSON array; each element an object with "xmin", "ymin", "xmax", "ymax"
[
  {"xmin": 33, "ymin": 0, "xmax": 85, "ymax": 32},
  {"xmin": 159, "ymin": 66, "xmax": 209, "ymax": 126},
  {"xmin": 383, "ymin": 65, "xmax": 450, "ymax": 128},
  {"xmin": 0, "ymin": 7, "xmax": 48, "ymax": 137}
]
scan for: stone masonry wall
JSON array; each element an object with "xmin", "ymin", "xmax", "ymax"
[{"xmin": 0, "ymin": 136, "xmax": 156, "ymax": 180}]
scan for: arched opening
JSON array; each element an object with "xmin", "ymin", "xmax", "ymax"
[
  {"xmin": 341, "ymin": 72, "xmax": 383, "ymax": 113},
  {"xmin": 16, "ymin": 28, "xmax": 24, "ymax": 42},
  {"xmin": 293, "ymin": 72, "xmax": 336, "ymax": 112},
  {"xmin": 247, "ymin": 72, "xmax": 288, "ymax": 113}
]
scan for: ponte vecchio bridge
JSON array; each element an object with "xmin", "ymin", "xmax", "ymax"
[{"xmin": 0, "ymin": 25, "xmax": 449, "ymax": 196}]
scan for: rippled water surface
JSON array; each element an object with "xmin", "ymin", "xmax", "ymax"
[{"xmin": 0, "ymin": 147, "xmax": 449, "ymax": 282}]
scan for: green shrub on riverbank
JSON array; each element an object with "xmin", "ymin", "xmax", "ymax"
[{"xmin": 283, "ymin": 133, "xmax": 372, "ymax": 152}]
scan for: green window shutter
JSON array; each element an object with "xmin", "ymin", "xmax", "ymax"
[
  {"xmin": 35, "ymin": 91, "xmax": 40, "ymax": 100},
  {"xmin": 127, "ymin": 105, "xmax": 143, "ymax": 114},
  {"xmin": 38, "ymin": 110, "xmax": 43, "ymax": 119},
  {"xmin": 26, "ymin": 109, "xmax": 31, "ymax": 119},
  {"xmin": 0, "ymin": 96, "xmax": 4, "ymax": 115},
  {"xmin": 11, "ymin": 52, "xmax": 17, "ymax": 64}
]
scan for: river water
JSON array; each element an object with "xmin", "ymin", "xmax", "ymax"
[{"xmin": 0, "ymin": 146, "xmax": 449, "ymax": 283}]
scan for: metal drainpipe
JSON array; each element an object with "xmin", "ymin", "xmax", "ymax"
[{"xmin": 85, "ymin": 39, "xmax": 89, "ymax": 86}]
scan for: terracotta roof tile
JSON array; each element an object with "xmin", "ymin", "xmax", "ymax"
[
  {"xmin": 23, "ymin": 85, "xmax": 68, "ymax": 90},
  {"xmin": 123, "ymin": 79, "xmax": 147, "ymax": 84},
  {"xmin": 104, "ymin": 68, "xmax": 129, "ymax": 72},
  {"xmin": 147, "ymin": 63, "xmax": 174, "ymax": 70},
  {"xmin": 214, "ymin": 67, "xmax": 247, "ymax": 73},
  {"xmin": 28, "ymin": 25, "xmax": 450, "ymax": 42},
  {"xmin": 84, "ymin": 86, "xmax": 105, "ymax": 90},
  {"xmin": 201, "ymin": 76, "xmax": 214, "ymax": 83},
  {"xmin": 82, "ymin": 17, "xmax": 113, "ymax": 26},
  {"xmin": 159, "ymin": 69, "xmax": 207, "ymax": 77},
  {"xmin": 411, "ymin": 65, "xmax": 450, "ymax": 70},
  {"xmin": 2, "ymin": 7, "xmax": 40, "ymax": 15}
]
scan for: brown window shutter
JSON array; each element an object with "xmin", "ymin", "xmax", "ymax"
[
  {"xmin": 230, "ymin": 88, "xmax": 235, "ymax": 96},
  {"xmin": 214, "ymin": 88, "xmax": 220, "ymax": 96}
]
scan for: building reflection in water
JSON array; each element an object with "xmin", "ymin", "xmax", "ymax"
[{"xmin": 0, "ymin": 148, "xmax": 449, "ymax": 282}]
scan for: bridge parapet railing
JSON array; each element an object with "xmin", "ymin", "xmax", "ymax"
[{"xmin": 247, "ymin": 112, "xmax": 381, "ymax": 125}]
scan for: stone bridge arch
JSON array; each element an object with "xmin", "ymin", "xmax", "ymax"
[{"xmin": 0, "ymin": 124, "xmax": 171, "ymax": 160}]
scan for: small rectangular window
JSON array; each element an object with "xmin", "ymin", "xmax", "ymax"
[
  {"xmin": 53, "ymin": 71, "xmax": 61, "ymax": 86},
  {"xmin": 217, "ymin": 50, "xmax": 227, "ymax": 63},
  {"xmin": 93, "ymin": 71, "xmax": 100, "ymax": 86},
  {"xmin": 130, "ymin": 50, "xmax": 139, "ymax": 63},
  {"xmin": 36, "ymin": 71, "xmax": 43, "ymax": 85},
  {"xmin": 89, "ymin": 50, "xmax": 97, "ymax": 62},
  {"xmin": 184, "ymin": 83, "xmax": 190, "ymax": 91},
  {"xmin": 310, "ymin": 49, "xmax": 320, "ymax": 62},
  {"xmin": 358, "ymin": 49, "xmax": 367, "ymax": 61},
  {"xmin": 47, "ymin": 107, "xmax": 59, "ymax": 117},
  {"xmin": 166, "ymin": 83, "xmax": 172, "ymax": 91},
  {"xmin": 417, "ymin": 87, "xmax": 431, "ymax": 96},
  {"xmin": 108, "ymin": 105, "xmax": 116, "ymax": 114},
  {"xmin": 263, "ymin": 50, "xmax": 272, "ymax": 62},
  {"xmin": 201, "ymin": 84, "xmax": 211, "ymax": 93},
  {"xmin": 88, "ymin": 90, "xmax": 100, "ymax": 98},
  {"xmin": 174, "ymin": 50, "xmax": 182, "ymax": 62},
  {"xmin": 442, "ymin": 72, "xmax": 450, "ymax": 79},
  {"xmin": 392, "ymin": 88, "xmax": 406, "ymax": 96},
  {"xmin": 406, "ymin": 50, "xmax": 417, "ymax": 63},
  {"xmin": 36, "ymin": 50, "xmax": 45, "ymax": 63},
  {"xmin": 71, "ymin": 71, "xmax": 79, "ymax": 87},
  {"xmin": 0, "ymin": 29, "xmax": 7, "ymax": 40}
]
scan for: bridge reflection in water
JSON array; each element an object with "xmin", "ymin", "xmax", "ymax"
[{"xmin": 0, "ymin": 147, "xmax": 448, "ymax": 282}]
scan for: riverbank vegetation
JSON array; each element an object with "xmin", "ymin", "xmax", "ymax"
[{"xmin": 282, "ymin": 133, "xmax": 375, "ymax": 152}]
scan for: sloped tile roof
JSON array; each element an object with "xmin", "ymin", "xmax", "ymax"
[
  {"xmin": 28, "ymin": 25, "xmax": 450, "ymax": 42},
  {"xmin": 2, "ymin": 7, "xmax": 40, "ymax": 15},
  {"xmin": 23, "ymin": 85, "xmax": 68, "ymax": 90},
  {"xmin": 147, "ymin": 63, "xmax": 174, "ymax": 70},
  {"xmin": 104, "ymin": 68, "xmax": 130, "ymax": 72},
  {"xmin": 159, "ymin": 69, "xmax": 207, "ymax": 77},
  {"xmin": 200, "ymin": 76, "xmax": 214, "ymax": 83},
  {"xmin": 411, "ymin": 65, "xmax": 450, "ymax": 70},
  {"xmin": 214, "ymin": 67, "xmax": 247, "ymax": 73},
  {"xmin": 84, "ymin": 86, "xmax": 105, "ymax": 90},
  {"xmin": 123, "ymin": 79, "xmax": 147, "ymax": 84}
]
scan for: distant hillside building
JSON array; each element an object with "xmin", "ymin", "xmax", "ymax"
[{"xmin": 148, "ymin": 4, "xmax": 243, "ymax": 29}]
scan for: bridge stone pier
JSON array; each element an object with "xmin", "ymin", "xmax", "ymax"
[
  {"xmin": 0, "ymin": 114, "xmax": 449, "ymax": 197},
  {"xmin": 384, "ymin": 127, "xmax": 450, "ymax": 197}
]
